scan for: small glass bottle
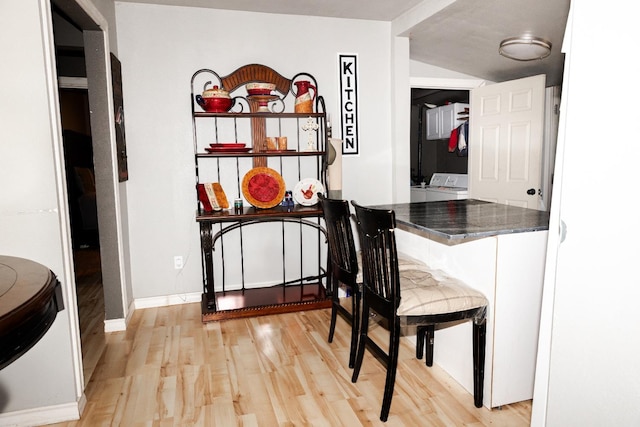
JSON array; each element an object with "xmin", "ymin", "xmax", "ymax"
[{"xmin": 234, "ymin": 198, "xmax": 243, "ymax": 213}]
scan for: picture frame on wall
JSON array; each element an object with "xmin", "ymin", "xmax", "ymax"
[{"xmin": 110, "ymin": 53, "xmax": 128, "ymax": 182}]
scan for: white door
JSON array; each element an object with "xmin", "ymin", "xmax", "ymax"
[{"xmin": 469, "ymin": 74, "xmax": 546, "ymax": 209}]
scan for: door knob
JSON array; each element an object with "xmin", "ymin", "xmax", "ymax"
[{"xmin": 527, "ymin": 188, "xmax": 536, "ymax": 195}]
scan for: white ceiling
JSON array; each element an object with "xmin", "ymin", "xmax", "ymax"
[
  {"xmin": 115, "ymin": 0, "xmax": 426, "ymax": 21},
  {"xmin": 117, "ymin": 0, "xmax": 570, "ymax": 87}
]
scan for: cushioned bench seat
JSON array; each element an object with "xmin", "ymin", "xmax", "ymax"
[{"xmin": 357, "ymin": 252, "xmax": 486, "ymax": 317}]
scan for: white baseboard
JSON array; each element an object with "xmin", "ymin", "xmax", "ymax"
[
  {"xmin": 103, "ymin": 317, "xmax": 127, "ymax": 332},
  {"xmin": 101, "ymin": 292, "xmax": 200, "ymax": 333},
  {"xmin": 103, "ymin": 300, "xmax": 134, "ymax": 332},
  {"xmin": 134, "ymin": 292, "xmax": 201, "ymax": 310},
  {"xmin": 0, "ymin": 395, "xmax": 85, "ymax": 427}
]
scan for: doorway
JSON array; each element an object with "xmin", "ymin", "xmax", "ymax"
[
  {"xmin": 52, "ymin": 0, "xmax": 130, "ymax": 386},
  {"xmin": 53, "ymin": 7, "xmax": 106, "ymax": 384},
  {"xmin": 410, "ymin": 88, "xmax": 469, "ymax": 185}
]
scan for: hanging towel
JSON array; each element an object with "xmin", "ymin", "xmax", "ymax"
[
  {"xmin": 448, "ymin": 126, "xmax": 459, "ymax": 153},
  {"xmin": 457, "ymin": 122, "xmax": 469, "ymax": 157}
]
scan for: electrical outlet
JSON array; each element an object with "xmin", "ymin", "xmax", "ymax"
[{"xmin": 174, "ymin": 256, "xmax": 183, "ymax": 270}]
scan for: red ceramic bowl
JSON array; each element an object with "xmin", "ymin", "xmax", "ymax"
[
  {"xmin": 196, "ymin": 95, "xmax": 233, "ymax": 113},
  {"xmin": 246, "ymin": 82, "xmax": 276, "ymax": 96},
  {"xmin": 247, "ymin": 89, "xmax": 272, "ymax": 96}
]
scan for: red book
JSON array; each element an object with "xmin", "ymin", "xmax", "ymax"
[{"xmin": 197, "ymin": 183, "xmax": 229, "ymax": 211}]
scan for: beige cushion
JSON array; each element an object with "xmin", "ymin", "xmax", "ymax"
[
  {"xmin": 355, "ymin": 251, "xmax": 428, "ymax": 283},
  {"xmin": 397, "ymin": 252, "xmax": 434, "ymax": 271},
  {"xmin": 397, "ymin": 268, "xmax": 487, "ymax": 316},
  {"xmin": 354, "ymin": 251, "xmax": 486, "ymax": 315}
]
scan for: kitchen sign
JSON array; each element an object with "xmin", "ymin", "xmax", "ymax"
[{"xmin": 339, "ymin": 54, "xmax": 359, "ymax": 155}]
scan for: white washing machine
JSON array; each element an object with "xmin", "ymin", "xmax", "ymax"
[{"xmin": 411, "ymin": 173, "xmax": 469, "ymax": 202}]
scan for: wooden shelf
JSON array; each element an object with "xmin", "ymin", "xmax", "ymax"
[
  {"xmin": 196, "ymin": 150, "xmax": 325, "ymax": 158},
  {"xmin": 194, "ymin": 111, "xmax": 325, "ymax": 118},
  {"xmin": 196, "ymin": 205, "xmax": 322, "ymax": 222},
  {"xmin": 201, "ymin": 284, "xmax": 331, "ymax": 322},
  {"xmin": 192, "ymin": 64, "xmax": 328, "ymax": 323}
]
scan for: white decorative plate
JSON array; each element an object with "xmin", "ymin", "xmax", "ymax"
[{"xmin": 293, "ymin": 178, "xmax": 324, "ymax": 206}]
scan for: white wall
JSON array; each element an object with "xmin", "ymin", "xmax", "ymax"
[
  {"xmin": 0, "ymin": 0, "xmax": 80, "ymax": 417},
  {"xmin": 114, "ymin": 3, "xmax": 395, "ymax": 299},
  {"xmin": 391, "ymin": 36, "xmax": 411, "ymax": 203},
  {"xmin": 533, "ymin": 2, "xmax": 640, "ymax": 425},
  {"xmin": 85, "ymin": 0, "xmax": 119, "ymax": 54},
  {"xmin": 0, "ymin": 0, "xmax": 124, "ymax": 422}
]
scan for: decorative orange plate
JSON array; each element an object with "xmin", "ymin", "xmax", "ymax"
[{"xmin": 242, "ymin": 167, "xmax": 286, "ymax": 209}]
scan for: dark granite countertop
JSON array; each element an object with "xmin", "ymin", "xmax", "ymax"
[{"xmin": 369, "ymin": 199, "xmax": 550, "ymax": 244}]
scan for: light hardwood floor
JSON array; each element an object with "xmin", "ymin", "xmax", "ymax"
[
  {"xmin": 45, "ymin": 275, "xmax": 532, "ymax": 426},
  {"xmin": 72, "ymin": 248, "xmax": 107, "ymax": 386}
]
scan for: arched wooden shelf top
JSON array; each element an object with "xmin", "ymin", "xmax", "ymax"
[{"xmin": 220, "ymin": 63, "xmax": 292, "ymax": 95}]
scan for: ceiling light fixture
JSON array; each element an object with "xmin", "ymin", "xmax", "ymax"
[{"xmin": 499, "ymin": 36, "xmax": 552, "ymax": 61}]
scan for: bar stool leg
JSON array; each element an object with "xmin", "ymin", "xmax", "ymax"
[
  {"xmin": 425, "ymin": 325, "xmax": 435, "ymax": 367},
  {"xmin": 473, "ymin": 319, "xmax": 487, "ymax": 408}
]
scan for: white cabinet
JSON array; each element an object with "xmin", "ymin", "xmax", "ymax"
[
  {"xmin": 425, "ymin": 108, "xmax": 440, "ymax": 140},
  {"xmin": 425, "ymin": 102, "xmax": 469, "ymax": 140},
  {"xmin": 395, "ymin": 228, "xmax": 547, "ymax": 408}
]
